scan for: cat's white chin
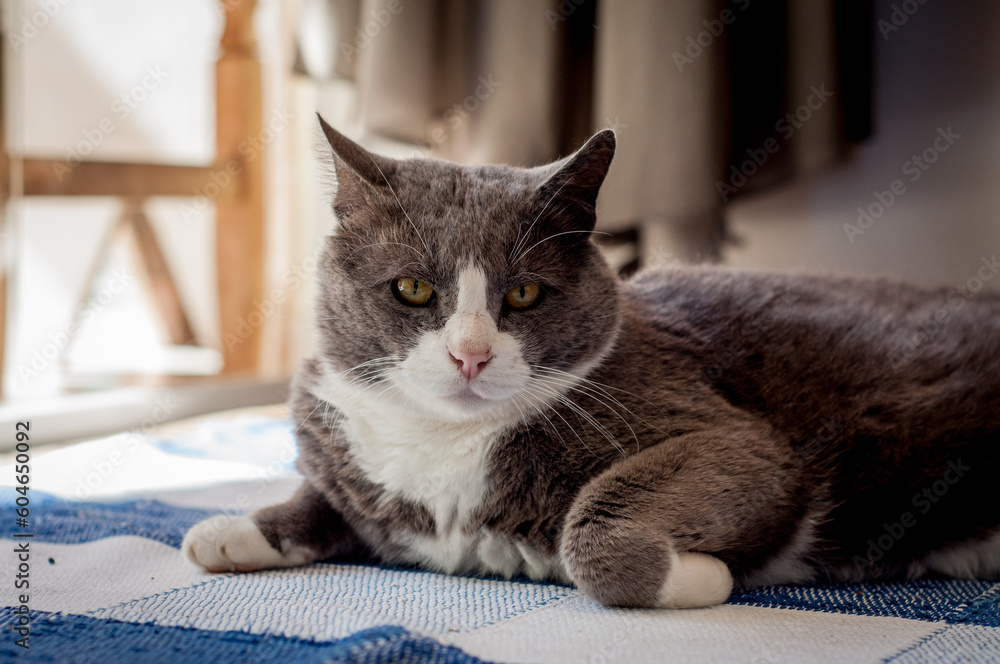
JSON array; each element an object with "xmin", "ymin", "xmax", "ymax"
[
  {"xmin": 446, "ymin": 378, "xmax": 523, "ymax": 403},
  {"xmin": 415, "ymin": 382, "xmax": 525, "ymax": 422},
  {"xmin": 443, "ymin": 386, "xmax": 494, "ymax": 407}
]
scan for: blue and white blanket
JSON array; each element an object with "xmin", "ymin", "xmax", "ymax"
[{"xmin": 2, "ymin": 413, "xmax": 999, "ymax": 663}]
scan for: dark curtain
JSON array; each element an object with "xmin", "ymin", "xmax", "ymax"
[{"xmin": 299, "ymin": 0, "xmax": 872, "ymax": 262}]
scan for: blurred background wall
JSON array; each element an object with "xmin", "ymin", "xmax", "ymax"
[{"xmin": 726, "ymin": 2, "xmax": 1000, "ymax": 289}]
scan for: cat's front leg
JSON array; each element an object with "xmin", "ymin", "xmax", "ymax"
[
  {"xmin": 183, "ymin": 482, "xmax": 362, "ymax": 573},
  {"xmin": 559, "ymin": 422, "xmax": 798, "ymax": 609}
]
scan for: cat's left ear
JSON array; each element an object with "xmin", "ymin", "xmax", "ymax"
[
  {"xmin": 532, "ymin": 130, "xmax": 616, "ymax": 229},
  {"xmin": 317, "ymin": 113, "xmax": 397, "ymax": 223}
]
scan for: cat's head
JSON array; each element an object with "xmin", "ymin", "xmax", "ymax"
[{"xmin": 313, "ymin": 115, "xmax": 622, "ymax": 423}]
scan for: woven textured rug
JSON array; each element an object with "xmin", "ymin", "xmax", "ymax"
[{"xmin": 2, "ymin": 413, "xmax": 999, "ymax": 663}]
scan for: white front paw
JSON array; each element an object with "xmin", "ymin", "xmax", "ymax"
[
  {"xmin": 182, "ymin": 514, "xmax": 313, "ymax": 573},
  {"xmin": 657, "ymin": 552, "xmax": 733, "ymax": 609}
]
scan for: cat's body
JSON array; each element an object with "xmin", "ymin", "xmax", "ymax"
[{"xmin": 184, "ymin": 118, "xmax": 1000, "ymax": 608}]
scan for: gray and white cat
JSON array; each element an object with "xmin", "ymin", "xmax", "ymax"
[{"xmin": 183, "ymin": 115, "xmax": 1000, "ymax": 609}]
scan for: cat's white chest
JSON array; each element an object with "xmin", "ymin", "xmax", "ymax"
[
  {"xmin": 311, "ymin": 365, "xmax": 566, "ymax": 581},
  {"xmin": 341, "ymin": 405, "xmax": 500, "ymax": 533},
  {"xmin": 311, "ymin": 366, "xmax": 502, "ymax": 533},
  {"xmin": 341, "ymin": 408, "xmax": 567, "ymax": 580}
]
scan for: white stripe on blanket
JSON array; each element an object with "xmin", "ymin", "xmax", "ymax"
[{"xmin": 2, "ymin": 412, "xmax": 998, "ymax": 663}]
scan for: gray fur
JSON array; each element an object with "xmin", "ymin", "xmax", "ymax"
[{"xmin": 205, "ymin": 116, "xmax": 1000, "ymax": 608}]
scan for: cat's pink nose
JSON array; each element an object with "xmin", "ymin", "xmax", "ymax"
[{"xmin": 450, "ymin": 349, "xmax": 493, "ymax": 380}]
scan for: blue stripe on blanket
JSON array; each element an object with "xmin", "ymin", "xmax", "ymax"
[
  {"xmin": 7, "ymin": 491, "xmax": 999, "ymax": 631},
  {"xmin": 0, "ymin": 491, "xmax": 217, "ymax": 549},
  {"xmin": 730, "ymin": 578, "xmax": 999, "ymax": 625},
  {"xmin": 0, "ymin": 611, "xmax": 499, "ymax": 664},
  {"xmin": 953, "ymin": 584, "xmax": 1000, "ymax": 627}
]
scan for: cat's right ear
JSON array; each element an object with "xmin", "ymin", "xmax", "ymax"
[
  {"xmin": 317, "ymin": 114, "xmax": 395, "ymax": 221},
  {"xmin": 531, "ymin": 130, "xmax": 616, "ymax": 230}
]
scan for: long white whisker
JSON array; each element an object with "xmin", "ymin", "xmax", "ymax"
[
  {"xmin": 532, "ymin": 365, "xmax": 667, "ymax": 434},
  {"xmin": 343, "ymin": 369, "xmax": 394, "ymax": 391},
  {"xmin": 294, "ymin": 398, "xmax": 327, "ymax": 436},
  {"xmin": 337, "ymin": 356, "xmax": 402, "ymax": 378},
  {"xmin": 514, "ymin": 230, "xmax": 612, "ymax": 265},
  {"xmin": 298, "ymin": 356, "xmax": 401, "ymax": 435},
  {"xmin": 511, "ymin": 392, "xmax": 569, "ymax": 451},
  {"xmin": 530, "ymin": 380, "xmax": 626, "ymax": 456},
  {"xmin": 554, "ymin": 394, "xmax": 624, "ymax": 456},
  {"xmin": 341, "ymin": 241, "xmax": 425, "ymax": 264},
  {"xmin": 531, "ymin": 369, "xmax": 646, "ymax": 451},
  {"xmin": 509, "ymin": 176, "xmax": 574, "ymax": 262},
  {"xmin": 371, "ymin": 376, "xmax": 406, "ymax": 403},
  {"xmin": 525, "ymin": 380, "xmax": 621, "ymax": 455},
  {"xmin": 536, "ymin": 378, "xmax": 639, "ymax": 453},
  {"xmin": 519, "ymin": 384, "xmax": 600, "ymax": 458},
  {"xmin": 369, "ymin": 158, "xmax": 432, "ymax": 257}
]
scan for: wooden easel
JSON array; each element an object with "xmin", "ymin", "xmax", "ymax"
[{"xmin": 0, "ymin": 0, "xmax": 266, "ymax": 395}]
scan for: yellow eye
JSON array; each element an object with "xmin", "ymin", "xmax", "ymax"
[
  {"xmin": 394, "ymin": 278, "xmax": 435, "ymax": 306},
  {"xmin": 505, "ymin": 283, "xmax": 541, "ymax": 310}
]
